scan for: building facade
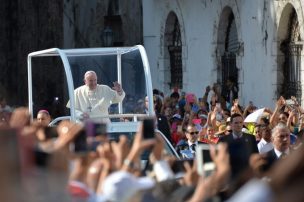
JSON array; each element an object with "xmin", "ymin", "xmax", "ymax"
[
  {"xmin": 1, "ymin": 0, "xmax": 303, "ymax": 110},
  {"xmin": 143, "ymin": 0, "xmax": 304, "ymax": 108}
]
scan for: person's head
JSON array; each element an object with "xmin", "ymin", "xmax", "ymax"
[
  {"xmin": 0, "ymin": 96, "xmax": 7, "ymax": 107},
  {"xmin": 152, "ymin": 95, "xmax": 163, "ymax": 114},
  {"xmin": 223, "ymin": 109, "xmax": 231, "ymax": 120},
  {"xmin": 254, "ymin": 125, "xmax": 262, "ymax": 141},
  {"xmin": 170, "ymin": 92, "xmax": 180, "ymax": 103},
  {"xmin": 227, "ymin": 76, "xmax": 236, "ymax": 88},
  {"xmin": 185, "ymin": 123, "xmax": 199, "ymax": 143},
  {"xmin": 197, "ymin": 109, "xmax": 208, "ymax": 125},
  {"xmin": 272, "ymin": 123, "xmax": 290, "ymax": 152},
  {"xmin": 257, "ymin": 117, "xmax": 271, "ymax": 141},
  {"xmin": 230, "ymin": 105, "xmax": 239, "ymax": 115},
  {"xmin": 231, "ymin": 113, "xmax": 243, "ymax": 134},
  {"xmin": 212, "ymin": 83, "xmax": 221, "ymax": 94},
  {"xmin": 37, "ymin": 110, "xmax": 51, "ymax": 127},
  {"xmin": 206, "ymin": 125, "xmax": 215, "ymax": 138},
  {"xmin": 278, "ymin": 112, "xmax": 289, "ymax": 124},
  {"xmin": 225, "ymin": 125, "xmax": 232, "ymax": 135},
  {"xmin": 84, "ymin": 71, "xmax": 97, "ymax": 90}
]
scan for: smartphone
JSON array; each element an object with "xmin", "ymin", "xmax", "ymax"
[
  {"xmin": 171, "ymin": 159, "xmax": 194, "ymax": 174},
  {"xmin": 285, "ymin": 99, "xmax": 295, "ymax": 106},
  {"xmin": 85, "ymin": 121, "xmax": 107, "ymax": 137},
  {"xmin": 142, "ymin": 118, "xmax": 155, "ymax": 139},
  {"xmin": 177, "ymin": 125, "xmax": 183, "ymax": 133},
  {"xmin": 43, "ymin": 126, "xmax": 58, "ymax": 139},
  {"xmin": 71, "ymin": 129, "xmax": 88, "ymax": 154},
  {"xmin": 196, "ymin": 144, "xmax": 216, "ymax": 176}
]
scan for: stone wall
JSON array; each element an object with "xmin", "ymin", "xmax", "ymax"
[{"xmin": 0, "ymin": 0, "xmax": 63, "ymax": 108}]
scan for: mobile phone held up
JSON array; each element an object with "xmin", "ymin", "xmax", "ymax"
[
  {"xmin": 71, "ymin": 129, "xmax": 87, "ymax": 154},
  {"xmin": 196, "ymin": 144, "xmax": 216, "ymax": 176},
  {"xmin": 71, "ymin": 122, "xmax": 107, "ymax": 154},
  {"xmin": 142, "ymin": 118, "xmax": 155, "ymax": 139},
  {"xmin": 285, "ymin": 99, "xmax": 295, "ymax": 106},
  {"xmin": 171, "ymin": 159, "xmax": 194, "ymax": 174},
  {"xmin": 43, "ymin": 126, "xmax": 58, "ymax": 139},
  {"xmin": 85, "ymin": 121, "xmax": 107, "ymax": 137}
]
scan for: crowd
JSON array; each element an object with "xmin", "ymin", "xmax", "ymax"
[{"xmin": 2, "ymin": 80, "xmax": 304, "ymax": 202}]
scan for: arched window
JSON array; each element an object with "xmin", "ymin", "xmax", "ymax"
[
  {"xmin": 220, "ymin": 12, "xmax": 239, "ymax": 104},
  {"xmin": 280, "ymin": 7, "xmax": 302, "ymax": 102},
  {"xmin": 165, "ymin": 13, "xmax": 182, "ymax": 89}
]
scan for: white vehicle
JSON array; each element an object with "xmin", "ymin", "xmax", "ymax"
[{"xmin": 27, "ymin": 45, "xmax": 179, "ymax": 158}]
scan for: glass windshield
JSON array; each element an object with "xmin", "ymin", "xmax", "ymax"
[{"xmin": 67, "ymin": 48, "xmax": 147, "ymax": 120}]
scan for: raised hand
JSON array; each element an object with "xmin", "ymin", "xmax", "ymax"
[{"xmin": 112, "ymin": 81, "xmax": 123, "ymax": 94}]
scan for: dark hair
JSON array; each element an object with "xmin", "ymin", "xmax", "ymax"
[
  {"xmin": 260, "ymin": 117, "xmax": 269, "ymax": 126},
  {"xmin": 279, "ymin": 111, "xmax": 289, "ymax": 118},
  {"xmin": 223, "ymin": 109, "xmax": 231, "ymax": 116},
  {"xmin": 170, "ymin": 92, "xmax": 180, "ymax": 100},
  {"xmin": 153, "ymin": 95, "xmax": 163, "ymax": 114},
  {"xmin": 153, "ymin": 89, "xmax": 160, "ymax": 95},
  {"xmin": 231, "ymin": 113, "xmax": 242, "ymax": 122}
]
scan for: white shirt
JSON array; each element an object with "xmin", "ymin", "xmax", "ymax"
[
  {"xmin": 188, "ymin": 140, "xmax": 198, "ymax": 153},
  {"xmin": 274, "ymin": 148, "xmax": 290, "ymax": 158},
  {"xmin": 257, "ymin": 138, "xmax": 273, "ymax": 154},
  {"xmin": 67, "ymin": 84, "xmax": 125, "ymax": 122},
  {"xmin": 227, "ymin": 178, "xmax": 273, "ymax": 202},
  {"xmin": 232, "ymin": 132, "xmax": 243, "ymax": 139}
]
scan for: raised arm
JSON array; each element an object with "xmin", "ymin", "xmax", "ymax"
[{"xmin": 270, "ymin": 96, "xmax": 285, "ymax": 128}]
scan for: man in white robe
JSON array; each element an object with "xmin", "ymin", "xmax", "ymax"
[{"xmin": 67, "ymin": 70, "xmax": 125, "ymax": 122}]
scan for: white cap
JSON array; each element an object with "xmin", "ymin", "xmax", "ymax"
[{"xmin": 101, "ymin": 171, "xmax": 155, "ymax": 202}]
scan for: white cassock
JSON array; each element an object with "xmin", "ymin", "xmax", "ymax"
[{"xmin": 67, "ymin": 84, "xmax": 125, "ymax": 122}]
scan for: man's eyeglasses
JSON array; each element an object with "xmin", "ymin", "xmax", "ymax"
[{"xmin": 187, "ymin": 131, "xmax": 199, "ymax": 135}]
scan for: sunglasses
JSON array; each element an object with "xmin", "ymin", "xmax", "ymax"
[
  {"xmin": 187, "ymin": 131, "xmax": 199, "ymax": 135},
  {"xmin": 225, "ymin": 130, "xmax": 232, "ymax": 133}
]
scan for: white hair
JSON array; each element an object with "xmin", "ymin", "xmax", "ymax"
[
  {"xmin": 84, "ymin": 70, "xmax": 97, "ymax": 79},
  {"xmin": 271, "ymin": 123, "xmax": 289, "ymax": 138}
]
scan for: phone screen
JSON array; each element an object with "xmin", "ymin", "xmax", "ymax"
[
  {"xmin": 85, "ymin": 121, "xmax": 107, "ymax": 137},
  {"xmin": 196, "ymin": 145, "xmax": 215, "ymax": 176},
  {"xmin": 171, "ymin": 159, "xmax": 194, "ymax": 174},
  {"xmin": 142, "ymin": 118, "xmax": 155, "ymax": 139},
  {"xmin": 44, "ymin": 127, "xmax": 58, "ymax": 139},
  {"xmin": 72, "ymin": 129, "xmax": 87, "ymax": 154},
  {"xmin": 285, "ymin": 99, "xmax": 295, "ymax": 106},
  {"xmin": 177, "ymin": 125, "xmax": 183, "ymax": 133}
]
